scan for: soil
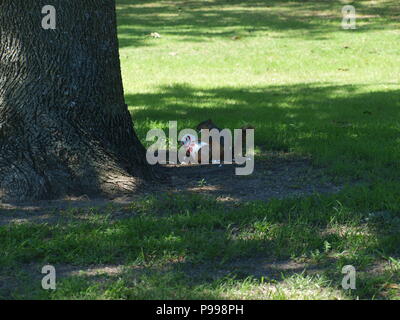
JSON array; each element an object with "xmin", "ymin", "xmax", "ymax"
[
  {"xmin": 0, "ymin": 151, "xmax": 343, "ymax": 225},
  {"xmin": 161, "ymin": 151, "xmax": 342, "ymax": 202},
  {"xmin": 0, "ymin": 153, "xmax": 352, "ymax": 297}
]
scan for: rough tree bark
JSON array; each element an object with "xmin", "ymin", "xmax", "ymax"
[{"xmin": 0, "ymin": 1, "xmax": 153, "ymax": 201}]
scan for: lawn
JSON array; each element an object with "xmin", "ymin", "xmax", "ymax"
[{"xmin": 1, "ymin": 0, "xmax": 400, "ymax": 299}]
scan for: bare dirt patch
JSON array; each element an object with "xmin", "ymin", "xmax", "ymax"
[
  {"xmin": 0, "ymin": 152, "xmax": 343, "ymax": 225},
  {"xmin": 160, "ymin": 151, "xmax": 342, "ymax": 202}
]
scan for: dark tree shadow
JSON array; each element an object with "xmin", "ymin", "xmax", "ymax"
[
  {"xmin": 126, "ymin": 82, "xmax": 400, "ymax": 182},
  {"xmin": 116, "ymin": 0, "xmax": 400, "ymax": 48}
]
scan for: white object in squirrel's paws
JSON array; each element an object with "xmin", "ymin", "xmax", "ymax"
[{"xmin": 180, "ymin": 134, "xmax": 208, "ymax": 162}]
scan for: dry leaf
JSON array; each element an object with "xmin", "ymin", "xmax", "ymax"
[
  {"xmin": 149, "ymin": 32, "xmax": 161, "ymax": 38},
  {"xmin": 384, "ymin": 283, "xmax": 400, "ymax": 289}
]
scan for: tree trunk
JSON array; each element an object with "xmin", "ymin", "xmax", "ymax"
[{"xmin": 0, "ymin": 0, "xmax": 153, "ymax": 201}]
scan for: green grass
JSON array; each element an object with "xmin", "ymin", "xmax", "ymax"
[
  {"xmin": 1, "ymin": 0, "xmax": 400, "ymax": 300},
  {"xmin": 119, "ymin": 0, "xmax": 400, "ymax": 181},
  {"xmin": 1, "ymin": 190, "xmax": 399, "ymax": 299}
]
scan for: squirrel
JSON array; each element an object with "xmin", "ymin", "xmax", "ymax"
[
  {"xmin": 195, "ymin": 119, "xmax": 254, "ymax": 163},
  {"xmin": 179, "ymin": 134, "xmax": 208, "ymax": 164}
]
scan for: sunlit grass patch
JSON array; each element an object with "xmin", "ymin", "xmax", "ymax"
[{"xmin": 1, "ymin": 186, "xmax": 400, "ymax": 299}]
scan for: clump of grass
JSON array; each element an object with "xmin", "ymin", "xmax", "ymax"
[{"xmin": 1, "ymin": 186, "xmax": 400, "ymax": 299}]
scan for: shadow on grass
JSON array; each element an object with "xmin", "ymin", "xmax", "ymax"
[
  {"xmin": 3, "ymin": 189, "xmax": 399, "ymax": 300},
  {"xmin": 116, "ymin": 0, "xmax": 400, "ymax": 48},
  {"xmin": 126, "ymin": 82, "xmax": 400, "ymax": 180}
]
